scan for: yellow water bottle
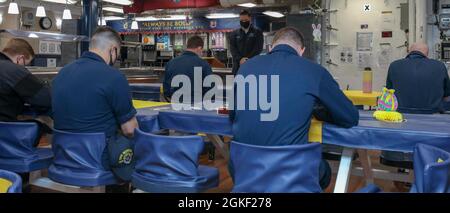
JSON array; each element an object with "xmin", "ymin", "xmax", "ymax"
[{"xmin": 362, "ymin": 67, "xmax": 373, "ymax": 93}]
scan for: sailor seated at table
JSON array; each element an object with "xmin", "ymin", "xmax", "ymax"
[
  {"xmin": 0, "ymin": 38, "xmax": 52, "ymax": 146},
  {"xmin": 381, "ymin": 42, "xmax": 450, "ymax": 173},
  {"xmin": 229, "ymin": 27, "xmax": 359, "ymax": 190},
  {"xmin": 163, "ymin": 36, "xmax": 213, "ymax": 104},
  {"xmin": 387, "ymin": 42, "xmax": 450, "ymax": 114},
  {"xmin": 51, "ymin": 27, "xmax": 138, "ymax": 188}
]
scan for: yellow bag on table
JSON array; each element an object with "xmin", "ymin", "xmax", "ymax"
[{"xmin": 372, "ymin": 88, "xmax": 403, "ymax": 123}]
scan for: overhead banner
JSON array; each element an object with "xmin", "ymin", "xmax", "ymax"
[{"xmin": 108, "ymin": 18, "xmax": 240, "ymax": 34}]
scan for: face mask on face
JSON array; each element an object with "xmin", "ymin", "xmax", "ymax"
[
  {"xmin": 109, "ymin": 47, "xmax": 117, "ymax": 66},
  {"xmin": 240, "ymin": 21, "xmax": 250, "ymax": 29}
]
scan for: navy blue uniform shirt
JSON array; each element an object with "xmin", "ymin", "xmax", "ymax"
[
  {"xmin": 52, "ymin": 52, "xmax": 136, "ymax": 138},
  {"xmin": 387, "ymin": 51, "xmax": 450, "ymax": 114},
  {"xmin": 163, "ymin": 51, "xmax": 213, "ymax": 103},
  {"xmin": 230, "ymin": 44, "xmax": 359, "ymax": 146}
]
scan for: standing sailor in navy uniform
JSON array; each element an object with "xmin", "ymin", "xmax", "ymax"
[{"xmin": 229, "ymin": 10, "xmax": 264, "ymax": 75}]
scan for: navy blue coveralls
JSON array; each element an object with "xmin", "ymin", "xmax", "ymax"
[
  {"xmin": 52, "ymin": 52, "xmax": 137, "ymax": 181},
  {"xmin": 229, "ymin": 44, "xmax": 359, "ymax": 189},
  {"xmin": 386, "ymin": 51, "xmax": 450, "ymax": 114},
  {"xmin": 163, "ymin": 50, "xmax": 213, "ymax": 103},
  {"xmin": 382, "ymin": 51, "xmax": 450, "ymax": 163}
]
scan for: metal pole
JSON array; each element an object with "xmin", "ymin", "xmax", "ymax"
[{"xmin": 80, "ymin": 0, "xmax": 99, "ymax": 53}]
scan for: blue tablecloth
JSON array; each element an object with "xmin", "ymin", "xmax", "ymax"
[
  {"xmin": 137, "ymin": 107, "xmax": 450, "ymax": 153},
  {"xmin": 130, "ymin": 83, "xmax": 161, "ymax": 101}
]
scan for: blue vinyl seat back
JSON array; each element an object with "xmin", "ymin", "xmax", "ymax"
[
  {"xmin": 0, "ymin": 121, "xmax": 52, "ymax": 172},
  {"xmin": 132, "ymin": 128, "xmax": 219, "ymax": 192},
  {"xmin": 357, "ymin": 143, "xmax": 450, "ymax": 193},
  {"xmin": 0, "ymin": 169, "xmax": 22, "ymax": 193},
  {"xmin": 230, "ymin": 141, "xmax": 322, "ymax": 193},
  {"xmin": 136, "ymin": 115, "xmax": 160, "ymax": 133},
  {"xmin": 48, "ymin": 129, "xmax": 118, "ymax": 186},
  {"xmin": 410, "ymin": 143, "xmax": 450, "ymax": 193}
]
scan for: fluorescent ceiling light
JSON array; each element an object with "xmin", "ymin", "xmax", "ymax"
[
  {"xmin": 205, "ymin": 13, "xmax": 239, "ymax": 19},
  {"xmin": 103, "ymin": 0, "xmax": 133, "ymax": 6},
  {"xmin": 135, "ymin": 15, "xmax": 188, "ymax": 21},
  {"xmin": 42, "ymin": 0, "xmax": 77, "ymax": 4},
  {"xmin": 160, "ymin": 15, "xmax": 188, "ymax": 20},
  {"xmin": 8, "ymin": 2, "xmax": 19, "ymax": 15},
  {"xmin": 36, "ymin": 5, "xmax": 47, "ymax": 17},
  {"xmin": 263, "ymin": 11, "xmax": 284, "ymax": 18},
  {"xmin": 103, "ymin": 16, "xmax": 125, "ymax": 21},
  {"xmin": 62, "ymin": 8, "xmax": 72, "ymax": 19},
  {"xmin": 238, "ymin": 3, "xmax": 256, "ymax": 8},
  {"xmin": 28, "ymin": 33, "xmax": 39, "ymax": 38},
  {"xmin": 135, "ymin": 16, "xmax": 158, "ymax": 21},
  {"xmin": 131, "ymin": 20, "xmax": 138, "ymax": 29},
  {"xmin": 103, "ymin": 7, "xmax": 124, "ymax": 14}
]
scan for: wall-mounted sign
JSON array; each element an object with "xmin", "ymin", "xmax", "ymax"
[{"xmin": 108, "ymin": 17, "xmax": 240, "ymax": 34}]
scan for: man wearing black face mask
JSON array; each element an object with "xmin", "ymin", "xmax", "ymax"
[
  {"xmin": 229, "ymin": 10, "xmax": 264, "ymax": 75},
  {"xmin": 0, "ymin": 38, "xmax": 52, "ymax": 143},
  {"xmin": 52, "ymin": 27, "xmax": 138, "ymax": 187}
]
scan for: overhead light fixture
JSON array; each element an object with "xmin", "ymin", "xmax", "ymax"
[
  {"xmin": 28, "ymin": 33, "xmax": 39, "ymax": 38},
  {"xmin": 135, "ymin": 15, "xmax": 189, "ymax": 21},
  {"xmin": 103, "ymin": 0, "xmax": 133, "ymax": 6},
  {"xmin": 63, "ymin": 8, "xmax": 72, "ymax": 19},
  {"xmin": 42, "ymin": 0, "xmax": 76, "ymax": 4},
  {"xmin": 36, "ymin": 2, "xmax": 47, "ymax": 17},
  {"xmin": 103, "ymin": 7, "xmax": 124, "ymax": 14},
  {"xmin": 263, "ymin": 11, "xmax": 285, "ymax": 18},
  {"xmin": 103, "ymin": 16, "xmax": 125, "ymax": 21},
  {"xmin": 205, "ymin": 13, "xmax": 239, "ymax": 19},
  {"xmin": 131, "ymin": 20, "xmax": 138, "ymax": 30},
  {"xmin": 8, "ymin": 1, "xmax": 19, "ymax": 15},
  {"xmin": 160, "ymin": 15, "xmax": 188, "ymax": 20},
  {"xmin": 238, "ymin": 3, "xmax": 257, "ymax": 8},
  {"xmin": 62, "ymin": 0, "xmax": 71, "ymax": 19},
  {"xmin": 135, "ymin": 16, "xmax": 158, "ymax": 21}
]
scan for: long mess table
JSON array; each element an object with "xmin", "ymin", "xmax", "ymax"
[{"xmin": 136, "ymin": 104, "xmax": 450, "ymax": 193}]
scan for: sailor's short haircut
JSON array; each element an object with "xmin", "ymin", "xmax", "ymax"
[
  {"xmin": 90, "ymin": 26, "xmax": 122, "ymax": 49},
  {"xmin": 187, "ymin": 36, "xmax": 204, "ymax": 49},
  {"xmin": 272, "ymin": 27, "xmax": 305, "ymax": 48}
]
